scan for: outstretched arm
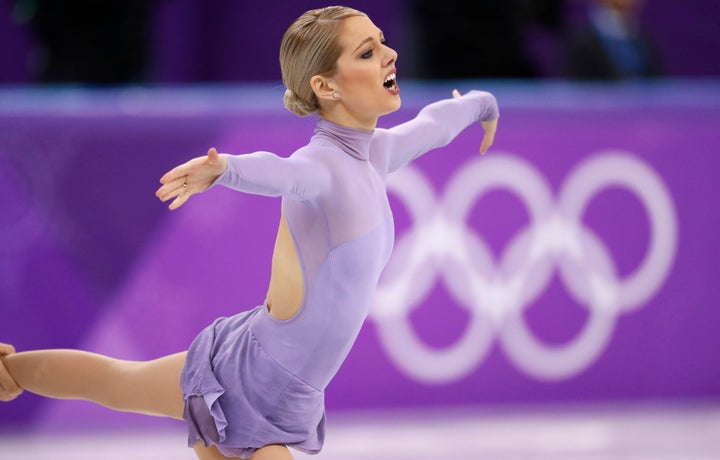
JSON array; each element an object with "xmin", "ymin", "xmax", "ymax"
[
  {"xmin": 156, "ymin": 147, "xmax": 329, "ymax": 210},
  {"xmin": 378, "ymin": 89, "xmax": 499, "ymax": 173}
]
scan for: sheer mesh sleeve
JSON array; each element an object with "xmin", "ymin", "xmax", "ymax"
[
  {"xmin": 213, "ymin": 150, "xmax": 330, "ymax": 200},
  {"xmin": 376, "ymin": 90, "xmax": 499, "ymax": 173}
]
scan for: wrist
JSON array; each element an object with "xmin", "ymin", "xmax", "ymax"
[{"xmin": 216, "ymin": 154, "xmax": 228, "ymax": 176}]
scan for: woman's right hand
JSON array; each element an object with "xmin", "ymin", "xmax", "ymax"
[
  {"xmin": 155, "ymin": 147, "xmax": 228, "ymax": 210},
  {"xmin": 0, "ymin": 343, "xmax": 22, "ymax": 402},
  {"xmin": 453, "ymin": 89, "xmax": 498, "ymax": 155}
]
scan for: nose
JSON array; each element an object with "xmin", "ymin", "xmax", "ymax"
[{"xmin": 383, "ymin": 43, "xmax": 398, "ymax": 67}]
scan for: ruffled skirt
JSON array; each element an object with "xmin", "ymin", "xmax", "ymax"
[{"xmin": 181, "ymin": 305, "xmax": 325, "ymax": 458}]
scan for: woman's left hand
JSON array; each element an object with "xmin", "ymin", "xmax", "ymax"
[{"xmin": 453, "ymin": 89, "xmax": 498, "ymax": 154}]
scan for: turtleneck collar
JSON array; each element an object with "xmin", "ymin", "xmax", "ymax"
[{"xmin": 313, "ymin": 117, "xmax": 374, "ymax": 161}]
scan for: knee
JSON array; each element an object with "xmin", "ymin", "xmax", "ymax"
[{"xmin": 91, "ymin": 359, "xmax": 145, "ymax": 411}]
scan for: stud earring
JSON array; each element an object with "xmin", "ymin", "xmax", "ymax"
[{"xmin": 332, "ymin": 92, "xmax": 339, "ymax": 99}]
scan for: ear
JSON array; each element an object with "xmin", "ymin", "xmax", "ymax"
[{"xmin": 310, "ymin": 75, "xmax": 339, "ymax": 102}]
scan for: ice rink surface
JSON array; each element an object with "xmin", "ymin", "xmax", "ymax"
[{"xmin": 1, "ymin": 403, "xmax": 718, "ymax": 460}]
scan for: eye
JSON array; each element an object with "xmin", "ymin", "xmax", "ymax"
[{"xmin": 360, "ymin": 39, "xmax": 389, "ymax": 59}]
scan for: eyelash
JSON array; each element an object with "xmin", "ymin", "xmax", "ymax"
[{"xmin": 361, "ymin": 40, "xmax": 389, "ymax": 59}]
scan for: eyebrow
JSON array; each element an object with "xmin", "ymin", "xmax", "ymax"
[
  {"xmin": 352, "ymin": 31, "xmax": 385, "ymax": 55},
  {"xmin": 353, "ymin": 37, "xmax": 374, "ymax": 55}
]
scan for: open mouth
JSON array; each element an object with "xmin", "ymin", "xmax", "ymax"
[{"xmin": 383, "ymin": 73, "xmax": 398, "ymax": 92}]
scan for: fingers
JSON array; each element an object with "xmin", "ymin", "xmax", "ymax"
[
  {"xmin": 479, "ymin": 132, "xmax": 495, "ymax": 155},
  {"xmin": 155, "ymin": 176, "xmax": 187, "ymax": 203},
  {"xmin": 480, "ymin": 135, "xmax": 494, "ymax": 155},
  {"xmin": 452, "ymin": 89, "xmax": 461, "ymax": 98},
  {"xmin": 155, "ymin": 148, "xmax": 223, "ymax": 210},
  {"xmin": 158, "ymin": 162, "xmax": 189, "ymax": 185},
  {"xmin": 479, "ymin": 118, "xmax": 498, "ymax": 155},
  {"xmin": 0, "ymin": 343, "xmax": 15, "ymax": 356},
  {"xmin": 0, "ymin": 349, "xmax": 22, "ymax": 402},
  {"xmin": 0, "ymin": 371, "xmax": 23, "ymax": 402},
  {"xmin": 168, "ymin": 191, "xmax": 191, "ymax": 211},
  {"xmin": 156, "ymin": 157, "xmax": 197, "ymax": 208},
  {"xmin": 156, "ymin": 158, "xmax": 191, "ymax": 207},
  {"xmin": 157, "ymin": 151, "xmax": 209, "ymax": 187},
  {"xmin": 157, "ymin": 178, "xmax": 192, "ymax": 210}
]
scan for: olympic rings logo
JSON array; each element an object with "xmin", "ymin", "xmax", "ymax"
[{"xmin": 370, "ymin": 152, "xmax": 678, "ymax": 382}]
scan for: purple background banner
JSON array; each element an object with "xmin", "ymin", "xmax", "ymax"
[
  {"xmin": 0, "ymin": 81, "xmax": 719, "ymax": 432},
  {"xmin": 2, "ymin": 0, "xmax": 720, "ymax": 82}
]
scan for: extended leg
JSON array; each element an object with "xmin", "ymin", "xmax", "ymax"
[{"xmin": 1, "ymin": 349, "xmax": 187, "ymax": 419}]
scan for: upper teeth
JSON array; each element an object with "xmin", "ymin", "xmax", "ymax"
[{"xmin": 384, "ymin": 73, "xmax": 396, "ymax": 84}]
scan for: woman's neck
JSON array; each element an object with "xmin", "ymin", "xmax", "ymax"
[{"xmin": 319, "ymin": 107, "xmax": 377, "ymax": 131}]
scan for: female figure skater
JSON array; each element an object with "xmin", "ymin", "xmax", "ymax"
[{"xmin": 0, "ymin": 6, "xmax": 498, "ymax": 460}]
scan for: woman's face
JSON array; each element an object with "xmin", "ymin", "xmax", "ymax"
[{"xmin": 328, "ymin": 15, "xmax": 400, "ymax": 128}]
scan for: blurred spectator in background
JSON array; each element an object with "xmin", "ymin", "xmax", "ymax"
[
  {"xmin": 20, "ymin": 0, "xmax": 150, "ymax": 84},
  {"xmin": 564, "ymin": 0, "xmax": 663, "ymax": 80},
  {"xmin": 412, "ymin": 0, "xmax": 565, "ymax": 79}
]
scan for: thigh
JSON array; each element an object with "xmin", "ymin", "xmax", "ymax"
[
  {"xmin": 2, "ymin": 348, "xmax": 188, "ymax": 419},
  {"xmin": 114, "ymin": 351, "xmax": 187, "ymax": 419}
]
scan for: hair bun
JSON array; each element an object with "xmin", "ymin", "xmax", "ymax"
[{"xmin": 283, "ymin": 88, "xmax": 316, "ymax": 117}]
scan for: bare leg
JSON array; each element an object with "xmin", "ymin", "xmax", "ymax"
[
  {"xmin": 192, "ymin": 442, "xmax": 293, "ymax": 460},
  {"xmin": 4, "ymin": 346, "xmax": 294, "ymax": 459},
  {"xmin": 1, "ymin": 349, "xmax": 186, "ymax": 419}
]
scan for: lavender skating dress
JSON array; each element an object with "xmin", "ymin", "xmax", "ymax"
[{"xmin": 180, "ymin": 91, "xmax": 499, "ymax": 458}]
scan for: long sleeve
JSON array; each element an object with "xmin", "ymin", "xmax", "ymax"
[
  {"xmin": 376, "ymin": 90, "xmax": 499, "ymax": 173},
  {"xmin": 213, "ymin": 151, "xmax": 330, "ymax": 200}
]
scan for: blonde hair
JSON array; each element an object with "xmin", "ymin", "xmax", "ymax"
[{"xmin": 280, "ymin": 6, "xmax": 366, "ymax": 117}]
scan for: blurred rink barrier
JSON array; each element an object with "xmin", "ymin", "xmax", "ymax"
[{"xmin": 0, "ymin": 80, "xmax": 718, "ymax": 438}]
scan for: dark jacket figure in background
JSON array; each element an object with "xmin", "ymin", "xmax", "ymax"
[{"xmin": 565, "ymin": 0, "xmax": 662, "ymax": 80}]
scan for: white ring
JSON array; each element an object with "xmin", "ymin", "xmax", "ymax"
[{"xmin": 370, "ymin": 151, "xmax": 678, "ymax": 382}]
